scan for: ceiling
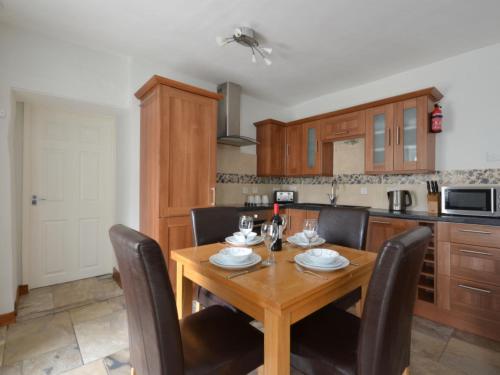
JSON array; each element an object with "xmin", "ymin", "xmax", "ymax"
[{"xmin": 2, "ymin": 0, "xmax": 500, "ymax": 105}]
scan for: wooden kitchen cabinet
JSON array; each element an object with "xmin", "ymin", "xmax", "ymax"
[
  {"xmin": 366, "ymin": 216, "xmax": 418, "ymax": 252},
  {"xmin": 321, "ymin": 110, "xmax": 366, "ymax": 141},
  {"xmin": 302, "ymin": 120, "xmax": 322, "ymax": 175},
  {"xmin": 254, "ymin": 119, "xmax": 286, "ymax": 176},
  {"xmin": 285, "ymin": 124, "xmax": 304, "ymax": 176},
  {"xmin": 136, "ymin": 75, "xmax": 221, "ymax": 288},
  {"xmin": 365, "ymin": 91, "xmax": 440, "ymax": 174},
  {"xmin": 284, "ymin": 208, "xmax": 320, "ymax": 236}
]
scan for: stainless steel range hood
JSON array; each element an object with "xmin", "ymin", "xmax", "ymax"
[{"xmin": 217, "ymin": 82, "xmax": 258, "ymax": 146}]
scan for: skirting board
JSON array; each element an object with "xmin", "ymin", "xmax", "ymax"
[
  {"xmin": 0, "ymin": 284, "xmax": 29, "ymax": 326},
  {"xmin": 112, "ymin": 267, "xmax": 122, "ymax": 289}
]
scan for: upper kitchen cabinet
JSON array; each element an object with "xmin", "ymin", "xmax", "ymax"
[
  {"xmin": 321, "ymin": 111, "xmax": 366, "ymax": 141},
  {"xmin": 254, "ymin": 119, "xmax": 286, "ymax": 176},
  {"xmin": 365, "ymin": 88, "xmax": 442, "ymax": 174},
  {"xmin": 286, "ymin": 123, "xmax": 304, "ymax": 176},
  {"xmin": 302, "ymin": 120, "xmax": 322, "ymax": 175}
]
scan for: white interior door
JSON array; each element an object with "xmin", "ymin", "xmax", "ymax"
[{"xmin": 24, "ymin": 104, "xmax": 115, "ymax": 288}]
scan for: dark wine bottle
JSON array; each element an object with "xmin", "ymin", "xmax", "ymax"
[{"xmin": 271, "ymin": 203, "xmax": 283, "ymax": 251}]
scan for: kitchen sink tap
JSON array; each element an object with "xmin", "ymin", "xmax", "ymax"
[{"xmin": 327, "ymin": 179, "xmax": 338, "ymax": 206}]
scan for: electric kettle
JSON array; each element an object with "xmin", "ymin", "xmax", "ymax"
[{"xmin": 387, "ymin": 190, "xmax": 413, "ymax": 212}]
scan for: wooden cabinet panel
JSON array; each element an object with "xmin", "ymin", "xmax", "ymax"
[
  {"xmin": 451, "ymin": 244, "xmax": 500, "ymax": 286},
  {"xmin": 302, "ymin": 121, "xmax": 322, "ymax": 175},
  {"xmin": 365, "ymin": 104, "xmax": 394, "ymax": 173},
  {"xmin": 449, "ymin": 223, "xmax": 500, "ymax": 248},
  {"xmin": 285, "ymin": 124, "xmax": 304, "ymax": 176},
  {"xmin": 321, "ymin": 111, "xmax": 365, "ymax": 140},
  {"xmin": 255, "ymin": 120, "xmax": 286, "ymax": 176},
  {"xmin": 159, "ymin": 86, "xmax": 217, "ymax": 217},
  {"xmin": 285, "ymin": 208, "xmax": 307, "ymax": 236},
  {"xmin": 159, "ymin": 216, "xmax": 193, "ymax": 288},
  {"xmin": 306, "ymin": 210, "xmax": 320, "ymax": 220},
  {"xmin": 450, "ymin": 278, "xmax": 500, "ymax": 323},
  {"xmin": 366, "ymin": 217, "xmax": 418, "ymax": 252}
]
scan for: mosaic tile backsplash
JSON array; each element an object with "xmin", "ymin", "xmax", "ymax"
[{"xmin": 216, "ymin": 169, "xmax": 500, "ymax": 185}]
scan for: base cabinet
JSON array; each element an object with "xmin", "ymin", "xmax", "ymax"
[
  {"xmin": 366, "ymin": 216, "xmax": 418, "ymax": 252},
  {"xmin": 284, "ymin": 209, "xmax": 320, "ymax": 236}
]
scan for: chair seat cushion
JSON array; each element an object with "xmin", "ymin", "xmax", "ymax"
[
  {"xmin": 329, "ymin": 287, "xmax": 361, "ymax": 310},
  {"xmin": 291, "ymin": 306, "xmax": 360, "ymax": 375},
  {"xmin": 181, "ymin": 305, "xmax": 263, "ymax": 375}
]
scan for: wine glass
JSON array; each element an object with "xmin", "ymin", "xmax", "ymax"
[
  {"xmin": 303, "ymin": 218, "xmax": 318, "ymax": 250},
  {"xmin": 261, "ymin": 222, "xmax": 279, "ymax": 266},
  {"xmin": 239, "ymin": 215, "xmax": 254, "ymax": 242}
]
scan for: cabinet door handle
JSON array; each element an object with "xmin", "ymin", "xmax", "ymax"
[
  {"xmin": 335, "ymin": 130, "xmax": 348, "ymax": 136},
  {"xmin": 459, "ymin": 249, "xmax": 492, "ymax": 256},
  {"xmin": 387, "ymin": 128, "xmax": 391, "ymax": 147},
  {"xmin": 396, "ymin": 126, "xmax": 400, "ymax": 145},
  {"xmin": 458, "ymin": 229, "xmax": 492, "ymax": 235},
  {"xmin": 457, "ymin": 284, "xmax": 492, "ymax": 294},
  {"xmin": 210, "ymin": 187, "xmax": 216, "ymax": 206},
  {"xmin": 371, "ymin": 220, "xmax": 391, "ymax": 225}
]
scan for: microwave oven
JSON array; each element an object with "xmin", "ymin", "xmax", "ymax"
[
  {"xmin": 274, "ymin": 191, "xmax": 297, "ymax": 204},
  {"xmin": 441, "ymin": 186, "xmax": 500, "ymax": 217}
]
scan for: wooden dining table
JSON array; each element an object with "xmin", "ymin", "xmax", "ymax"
[{"xmin": 171, "ymin": 241, "xmax": 377, "ymax": 375}]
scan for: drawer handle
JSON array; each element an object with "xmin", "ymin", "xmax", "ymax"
[
  {"xmin": 457, "ymin": 284, "xmax": 492, "ymax": 294},
  {"xmin": 371, "ymin": 220, "xmax": 391, "ymax": 225},
  {"xmin": 335, "ymin": 130, "xmax": 348, "ymax": 135},
  {"xmin": 459, "ymin": 249, "xmax": 492, "ymax": 256},
  {"xmin": 458, "ymin": 229, "xmax": 492, "ymax": 235}
]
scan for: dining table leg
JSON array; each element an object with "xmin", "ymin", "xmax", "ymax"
[
  {"xmin": 176, "ymin": 262, "xmax": 193, "ymax": 319},
  {"xmin": 356, "ymin": 274, "xmax": 371, "ymax": 316},
  {"xmin": 264, "ymin": 309, "xmax": 291, "ymax": 375}
]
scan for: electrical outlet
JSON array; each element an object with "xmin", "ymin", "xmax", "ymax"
[
  {"xmin": 360, "ymin": 187, "xmax": 368, "ymax": 195},
  {"xmin": 0, "ymin": 109, "xmax": 6, "ymax": 118}
]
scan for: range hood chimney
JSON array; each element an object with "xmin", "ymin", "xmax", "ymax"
[{"xmin": 217, "ymin": 82, "xmax": 258, "ymax": 146}]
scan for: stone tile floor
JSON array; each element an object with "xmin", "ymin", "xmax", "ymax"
[{"xmin": 0, "ymin": 275, "xmax": 498, "ymax": 375}]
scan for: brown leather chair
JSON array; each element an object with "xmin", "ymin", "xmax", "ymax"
[
  {"xmin": 109, "ymin": 224, "xmax": 263, "ymax": 375},
  {"xmin": 317, "ymin": 207, "xmax": 369, "ymax": 309},
  {"xmin": 190, "ymin": 207, "xmax": 243, "ymax": 313},
  {"xmin": 291, "ymin": 226, "xmax": 431, "ymax": 375}
]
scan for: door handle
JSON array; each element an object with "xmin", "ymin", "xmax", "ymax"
[
  {"xmin": 31, "ymin": 195, "xmax": 47, "ymax": 206},
  {"xmin": 459, "ymin": 249, "xmax": 492, "ymax": 256},
  {"xmin": 396, "ymin": 126, "xmax": 400, "ymax": 145},
  {"xmin": 371, "ymin": 220, "xmax": 391, "ymax": 225},
  {"xmin": 210, "ymin": 187, "xmax": 216, "ymax": 206},
  {"xmin": 458, "ymin": 229, "xmax": 492, "ymax": 235},
  {"xmin": 387, "ymin": 129, "xmax": 391, "ymax": 147},
  {"xmin": 335, "ymin": 130, "xmax": 348, "ymax": 136},
  {"xmin": 457, "ymin": 284, "xmax": 491, "ymax": 294}
]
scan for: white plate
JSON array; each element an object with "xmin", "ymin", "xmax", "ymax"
[
  {"xmin": 225, "ymin": 235, "xmax": 264, "ymax": 246},
  {"xmin": 209, "ymin": 252, "xmax": 262, "ymax": 270},
  {"xmin": 287, "ymin": 236, "xmax": 326, "ymax": 248},
  {"xmin": 294, "ymin": 253, "xmax": 349, "ymax": 272}
]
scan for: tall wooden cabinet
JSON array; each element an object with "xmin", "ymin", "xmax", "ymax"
[
  {"xmin": 285, "ymin": 124, "xmax": 304, "ymax": 176},
  {"xmin": 254, "ymin": 119, "xmax": 286, "ymax": 176},
  {"xmin": 135, "ymin": 75, "xmax": 221, "ymax": 287}
]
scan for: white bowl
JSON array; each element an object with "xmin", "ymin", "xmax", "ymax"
[
  {"xmin": 304, "ymin": 248, "xmax": 339, "ymax": 265},
  {"xmin": 233, "ymin": 231, "xmax": 257, "ymax": 242},
  {"xmin": 219, "ymin": 247, "xmax": 253, "ymax": 263}
]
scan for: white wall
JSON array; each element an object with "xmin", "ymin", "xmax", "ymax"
[{"xmin": 286, "ymin": 43, "xmax": 500, "ymax": 171}]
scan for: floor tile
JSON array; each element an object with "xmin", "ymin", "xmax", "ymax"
[
  {"xmin": 0, "ymin": 326, "xmax": 6, "ymax": 366},
  {"xmin": 452, "ymin": 329, "xmax": 500, "ymax": 353},
  {"xmin": 411, "ymin": 353, "xmax": 466, "ymax": 375},
  {"xmin": 91, "ymin": 277, "xmax": 123, "ymax": 301},
  {"xmin": 74, "ymin": 310, "xmax": 128, "ymax": 364},
  {"xmin": 16, "ymin": 288, "xmax": 54, "ymax": 320},
  {"xmin": 0, "ymin": 362, "xmax": 22, "ymax": 375},
  {"xmin": 69, "ymin": 299, "xmax": 124, "ymax": 325},
  {"xmin": 103, "ymin": 349, "xmax": 130, "ymax": 375},
  {"xmin": 61, "ymin": 359, "xmax": 108, "ymax": 375},
  {"xmin": 21, "ymin": 343, "xmax": 82, "ymax": 375},
  {"xmin": 412, "ymin": 316, "xmax": 454, "ymax": 341},
  {"xmin": 3, "ymin": 312, "xmax": 76, "ymax": 365},
  {"xmin": 410, "ymin": 328, "xmax": 448, "ymax": 361},
  {"xmin": 440, "ymin": 337, "xmax": 500, "ymax": 375},
  {"xmin": 52, "ymin": 279, "xmax": 97, "ymax": 310}
]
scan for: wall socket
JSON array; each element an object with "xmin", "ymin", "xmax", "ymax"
[{"xmin": 360, "ymin": 187, "xmax": 368, "ymax": 195}]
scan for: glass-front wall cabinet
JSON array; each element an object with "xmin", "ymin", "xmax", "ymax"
[
  {"xmin": 302, "ymin": 121, "xmax": 321, "ymax": 175},
  {"xmin": 365, "ymin": 104, "xmax": 394, "ymax": 173}
]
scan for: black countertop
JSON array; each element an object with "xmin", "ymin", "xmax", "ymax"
[{"xmin": 226, "ymin": 203, "xmax": 500, "ymax": 227}]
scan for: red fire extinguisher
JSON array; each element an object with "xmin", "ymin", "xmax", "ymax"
[{"xmin": 430, "ymin": 103, "xmax": 443, "ymax": 133}]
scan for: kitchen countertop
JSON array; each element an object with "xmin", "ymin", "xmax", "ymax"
[{"xmin": 225, "ymin": 203, "xmax": 500, "ymax": 227}]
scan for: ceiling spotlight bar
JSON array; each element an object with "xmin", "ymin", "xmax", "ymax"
[{"xmin": 216, "ymin": 26, "xmax": 272, "ymax": 65}]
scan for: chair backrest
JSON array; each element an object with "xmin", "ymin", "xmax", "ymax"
[
  {"xmin": 191, "ymin": 207, "xmax": 240, "ymax": 246},
  {"xmin": 357, "ymin": 226, "xmax": 431, "ymax": 375},
  {"xmin": 317, "ymin": 207, "xmax": 369, "ymax": 250},
  {"xmin": 109, "ymin": 225, "xmax": 184, "ymax": 375}
]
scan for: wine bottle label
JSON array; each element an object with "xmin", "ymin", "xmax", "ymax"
[{"xmin": 278, "ymin": 224, "xmax": 283, "ymax": 239}]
